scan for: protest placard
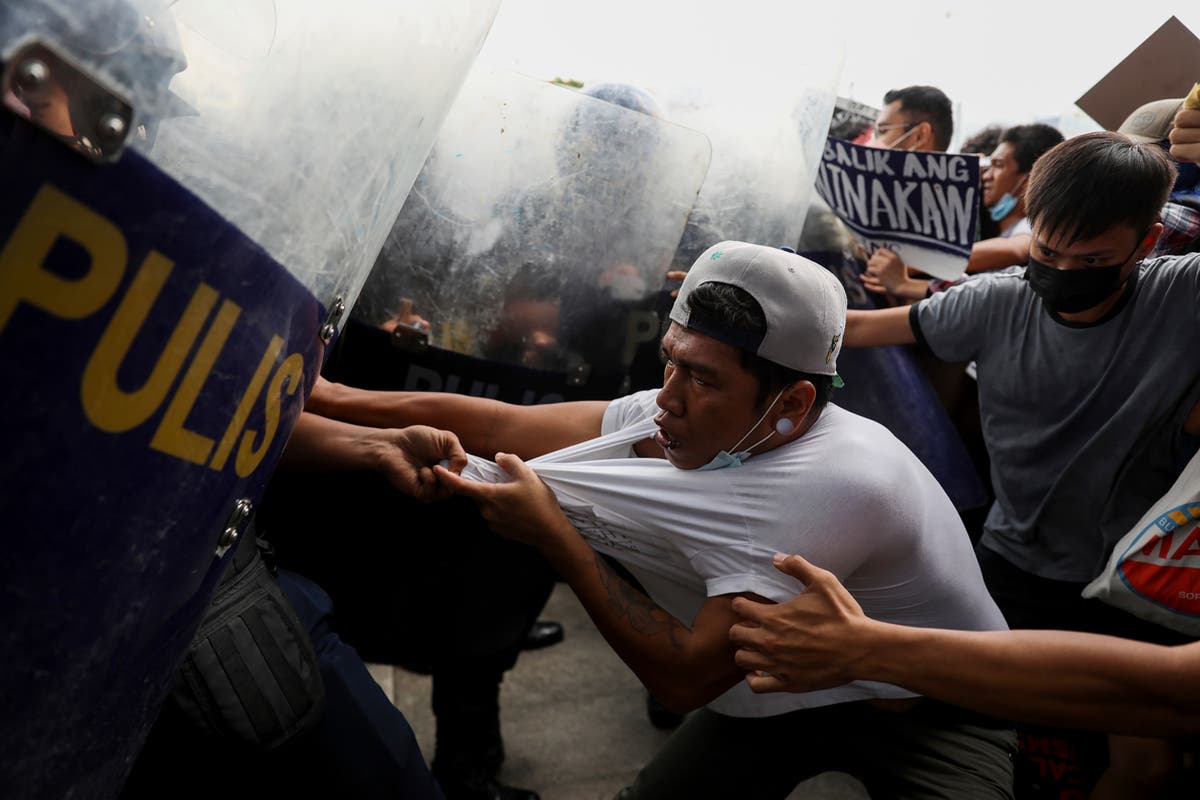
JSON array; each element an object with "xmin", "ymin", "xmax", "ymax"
[{"xmin": 814, "ymin": 136, "xmax": 980, "ymax": 281}]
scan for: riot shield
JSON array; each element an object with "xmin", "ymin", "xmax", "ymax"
[
  {"xmin": 345, "ymin": 66, "xmax": 712, "ymax": 402},
  {"xmin": 635, "ymin": 21, "xmax": 842, "ymax": 262},
  {"xmin": 0, "ymin": 1, "xmax": 498, "ymax": 796}
]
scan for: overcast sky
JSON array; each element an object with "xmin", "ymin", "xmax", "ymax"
[{"xmin": 477, "ymin": 1, "xmax": 1200, "ymax": 147}]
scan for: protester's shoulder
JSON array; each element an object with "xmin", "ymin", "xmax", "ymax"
[
  {"xmin": 602, "ymin": 388, "xmax": 659, "ymax": 434},
  {"xmin": 800, "ymin": 406, "xmax": 917, "ymax": 481},
  {"xmin": 1141, "ymin": 251, "xmax": 1200, "ymax": 282},
  {"xmin": 921, "ymin": 267, "xmax": 1027, "ymax": 314}
]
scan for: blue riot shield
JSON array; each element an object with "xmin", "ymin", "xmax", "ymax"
[{"xmin": 0, "ymin": 1, "xmax": 499, "ymax": 796}]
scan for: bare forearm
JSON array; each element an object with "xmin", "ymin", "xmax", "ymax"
[
  {"xmin": 965, "ymin": 235, "xmax": 1029, "ymax": 273},
  {"xmin": 892, "ymin": 278, "xmax": 930, "ymax": 301},
  {"xmin": 860, "ymin": 625, "xmax": 1200, "ymax": 735},
  {"xmin": 544, "ymin": 530, "xmax": 739, "ymax": 712},
  {"xmin": 307, "ymin": 381, "xmax": 606, "ymax": 459},
  {"xmin": 281, "ymin": 412, "xmax": 385, "ymax": 472},
  {"xmin": 308, "ymin": 382, "xmax": 502, "ymax": 452},
  {"xmin": 843, "ymin": 306, "xmax": 916, "ymax": 347}
]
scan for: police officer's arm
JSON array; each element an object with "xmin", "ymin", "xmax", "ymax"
[
  {"xmin": 729, "ymin": 554, "xmax": 1200, "ymax": 736},
  {"xmin": 305, "ymin": 377, "xmax": 608, "ymax": 459},
  {"xmin": 842, "ymin": 306, "xmax": 916, "ymax": 347},
  {"xmin": 438, "ymin": 454, "xmax": 754, "ymax": 713},
  {"xmin": 281, "ymin": 412, "xmax": 468, "ymax": 502}
]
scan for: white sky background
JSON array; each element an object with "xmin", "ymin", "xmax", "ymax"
[{"xmin": 477, "ymin": 0, "xmax": 1200, "ymax": 148}]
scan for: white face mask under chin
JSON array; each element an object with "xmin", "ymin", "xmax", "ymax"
[{"xmin": 696, "ymin": 390, "xmax": 785, "ymax": 471}]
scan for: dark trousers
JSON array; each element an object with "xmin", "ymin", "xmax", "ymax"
[
  {"xmin": 121, "ymin": 569, "xmax": 444, "ymax": 800},
  {"xmin": 256, "ymin": 470, "xmax": 556, "ymax": 770},
  {"xmin": 976, "ymin": 545, "xmax": 1191, "ymax": 646},
  {"xmin": 619, "ymin": 701, "xmax": 1015, "ymax": 800}
]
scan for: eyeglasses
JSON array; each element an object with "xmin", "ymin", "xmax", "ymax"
[{"xmin": 872, "ymin": 122, "xmax": 916, "ymax": 134}]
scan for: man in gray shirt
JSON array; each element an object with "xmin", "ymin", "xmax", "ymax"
[{"xmin": 841, "ymin": 130, "xmax": 1200, "ymax": 798}]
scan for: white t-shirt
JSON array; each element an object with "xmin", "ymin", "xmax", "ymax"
[{"xmin": 464, "ymin": 390, "xmax": 1007, "ymax": 717}]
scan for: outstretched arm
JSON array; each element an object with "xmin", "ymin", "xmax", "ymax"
[
  {"xmin": 438, "ymin": 454, "xmax": 752, "ymax": 712},
  {"xmin": 729, "ymin": 553, "xmax": 1200, "ymax": 736},
  {"xmin": 282, "ymin": 412, "xmax": 468, "ymax": 501},
  {"xmin": 305, "ymin": 376, "xmax": 609, "ymax": 460},
  {"xmin": 843, "ymin": 306, "xmax": 916, "ymax": 348}
]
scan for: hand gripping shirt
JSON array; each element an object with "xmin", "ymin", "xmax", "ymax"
[
  {"xmin": 463, "ymin": 390, "xmax": 1006, "ymax": 717},
  {"xmin": 913, "ymin": 254, "xmax": 1200, "ymax": 582}
]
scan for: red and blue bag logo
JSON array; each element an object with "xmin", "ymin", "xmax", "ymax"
[{"xmin": 1118, "ymin": 502, "xmax": 1200, "ymax": 616}]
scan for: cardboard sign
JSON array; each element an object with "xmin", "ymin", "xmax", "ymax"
[
  {"xmin": 1076, "ymin": 16, "xmax": 1200, "ymax": 131},
  {"xmin": 814, "ymin": 136, "xmax": 981, "ymax": 281}
]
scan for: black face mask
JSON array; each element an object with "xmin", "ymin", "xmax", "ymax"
[{"xmin": 1024, "ymin": 241, "xmax": 1141, "ymax": 314}]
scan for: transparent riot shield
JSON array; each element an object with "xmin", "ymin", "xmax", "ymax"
[
  {"xmin": 345, "ymin": 66, "xmax": 711, "ymax": 402},
  {"xmin": 560, "ymin": 13, "xmax": 843, "ymax": 263},
  {"xmin": 0, "ymin": 1, "xmax": 498, "ymax": 796}
]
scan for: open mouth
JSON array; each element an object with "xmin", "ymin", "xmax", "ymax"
[
  {"xmin": 654, "ymin": 428, "xmax": 678, "ymax": 450},
  {"xmin": 653, "ymin": 411, "xmax": 679, "ymax": 450}
]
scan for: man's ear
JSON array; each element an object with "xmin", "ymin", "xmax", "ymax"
[
  {"xmin": 1138, "ymin": 222, "xmax": 1164, "ymax": 260},
  {"xmin": 778, "ymin": 380, "xmax": 818, "ymax": 428},
  {"xmin": 914, "ymin": 120, "xmax": 935, "ymax": 151}
]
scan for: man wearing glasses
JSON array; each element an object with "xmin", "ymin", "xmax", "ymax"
[{"xmin": 866, "ymin": 84, "xmax": 953, "ymax": 152}]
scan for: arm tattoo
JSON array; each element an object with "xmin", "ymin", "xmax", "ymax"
[{"xmin": 593, "ymin": 552, "xmax": 686, "ymax": 651}]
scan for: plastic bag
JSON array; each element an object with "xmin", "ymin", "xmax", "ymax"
[{"xmin": 1083, "ymin": 449, "xmax": 1200, "ymax": 635}]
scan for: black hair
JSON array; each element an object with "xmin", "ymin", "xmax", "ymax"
[
  {"xmin": 684, "ymin": 282, "xmax": 834, "ymax": 412},
  {"xmin": 1025, "ymin": 132, "xmax": 1175, "ymax": 246},
  {"xmin": 1000, "ymin": 123, "xmax": 1065, "ymax": 174},
  {"xmin": 959, "ymin": 125, "xmax": 1003, "ymax": 156},
  {"xmin": 883, "ymin": 85, "xmax": 953, "ymax": 151}
]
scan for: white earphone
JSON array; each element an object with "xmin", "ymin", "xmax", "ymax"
[{"xmin": 774, "ymin": 418, "xmax": 795, "ymax": 436}]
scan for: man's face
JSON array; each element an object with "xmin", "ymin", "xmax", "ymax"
[
  {"xmin": 866, "ymin": 101, "xmax": 922, "ymax": 150},
  {"xmin": 982, "ymin": 142, "xmax": 1023, "ymax": 207},
  {"xmin": 653, "ymin": 323, "xmax": 769, "ymax": 470},
  {"xmin": 1030, "ymin": 223, "xmax": 1145, "ymax": 277}
]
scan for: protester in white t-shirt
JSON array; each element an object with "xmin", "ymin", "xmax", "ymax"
[{"xmin": 309, "ymin": 241, "xmax": 1014, "ymax": 799}]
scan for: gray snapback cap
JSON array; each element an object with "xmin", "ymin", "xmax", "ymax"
[{"xmin": 669, "ymin": 241, "xmax": 847, "ymax": 376}]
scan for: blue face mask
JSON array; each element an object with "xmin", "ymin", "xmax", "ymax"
[
  {"xmin": 989, "ymin": 192, "xmax": 1018, "ymax": 222},
  {"xmin": 696, "ymin": 391, "xmax": 785, "ymax": 471}
]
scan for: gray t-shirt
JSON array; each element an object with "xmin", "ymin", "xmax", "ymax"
[{"xmin": 912, "ymin": 254, "xmax": 1200, "ymax": 581}]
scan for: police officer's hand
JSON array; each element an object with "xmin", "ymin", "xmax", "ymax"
[
  {"xmin": 1170, "ymin": 107, "xmax": 1200, "ymax": 165},
  {"xmin": 435, "ymin": 453, "xmax": 573, "ymax": 551},
  {"xmin": 374, "ymin": 425, "xmax": 467, "ymax": 502},
  {"xmin": 729, "ymin": 553, "xmax": 873, "ymax": 694}
]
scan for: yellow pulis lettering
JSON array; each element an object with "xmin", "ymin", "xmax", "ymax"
[
  {"xmin": 235, "ymin": 352, "xmax": 304, "ymax": 477},
  {"xmin": 150, "ymin": 298, "xmax": 242, "ymax": 465},
  {"xmin": 210, "ymin": 335, "xmax": 285, "ymax": 472},
  {"xmin": 81, "ymin": 256, "xmax": 216, "ymax": 433},
  {"xmin": 0, "ymin": 184, "xmax": 126, "ymax": 334}
]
